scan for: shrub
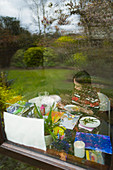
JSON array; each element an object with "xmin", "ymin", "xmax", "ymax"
[
  {"xmin": 73, "ymin": 52, "xmax": 88, "ymax": 68},
  {"xmin": 0, "ymin": 71, "xmax": 14, "ymax": 87},
  {"xmin": 24, "ymin": 47, "xmax": 44, "ymax": 67},
  {"xmin": 54, "ymin": 35, "xmax": 88, "ymax": 48},
  {"xmin": 43, "ymin": 47, "xmax": 58, "ymax": 67},
  {"xmin": 11, "ymin": 49, "xmax": 25, "ymax": 68},
  {"xmin": 56, "ymin": 36, "xmax": 75, "ymax": 43},
  {"xmin": 0, "ymin": 85, "xmax": 16, "ymax": 112},
  {"xmin": 55, "ymin": 36, "xmax": 75, "ymax": 47}
]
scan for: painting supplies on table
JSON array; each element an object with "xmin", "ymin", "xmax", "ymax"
[
  {"xmin": 46, "ymin": 111, "xmax": 64, "ymax": 123},
  {"xmin": 75, "ymin": 132, "xmax": 112, "ymax": 154},
  {"xmin": 60, "ymin": 113, "xmax": 80, "ymax": 130},
  {"xmin": 86, "ymin": 150, "xmax": 104, "ymax": 165},
  {"xmin": 6, "ymin": 100, "xmax": 34, "ymax": 116}
]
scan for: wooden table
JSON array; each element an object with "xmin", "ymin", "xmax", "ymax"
[{"xmin": 0, "ymin": 110, "xmax": 113, "ymax": 170}]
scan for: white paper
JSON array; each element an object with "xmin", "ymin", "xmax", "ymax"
[
  {"xmin": 60, "ymin": 116, "xmax": 80, "ymax": 130},
  {"xmin": 4, "ymin": 112, "xmax": 46, "ymax": 151}
]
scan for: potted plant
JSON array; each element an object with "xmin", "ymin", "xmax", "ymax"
[
  {"xmin": 34, "ymin": 103, "xmax": 59, "ymax": 146},
  {"xmin": 50, "ymin": 139, "xmax": 70, "ymax": 161}
]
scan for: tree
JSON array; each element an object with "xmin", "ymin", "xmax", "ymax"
[
  {"xmin": 66, "ymin": 0, "xmax": 113, "ymax": 39},
  {"xmin": 0, "ymin": 29, "xmax": 19, "ymax": 68},
  {"xmin": 25, "ymin": 0, "xmax": 47, "ymax": 35},
  {"xmin": 0, "ymin": 16, "xmax": 21, "ymax": 35},
  {"xmin": 46, "ymin": 1, "xmax": 70, "ymax": 34},
  {"xmin": 0, "ymin": 16, "xmax": 34, "ymax": 68}
]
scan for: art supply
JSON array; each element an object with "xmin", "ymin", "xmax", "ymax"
[
  {"xmin": 75, "ymin": 132, "xmax": 112, "ymax": 154},
  {"xmin": 60, "ymin": 114, "xmax": 80, "ymax": 130},
  {"xmin": 40, "ymin": 105, "xmax": 45, "ymax": 115},
  {"xmin": 86, "ymin": 150, "xmax": 104, "ymax": 165},
  {"xmin": 74, "ymin": 141, "xmax": 85, "ymax": 158}
]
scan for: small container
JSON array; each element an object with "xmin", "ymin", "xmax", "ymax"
[{"xmin": 74, "ymin": 141, "xmax": 85, "ymax": 158}]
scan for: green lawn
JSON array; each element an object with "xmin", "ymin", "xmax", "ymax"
[
  {"xmin": 8, "ymin": 69, "xmax": 75, "ymax": 100},
  {"xmin": 7, "ymin": 68, "xmax": 113, "ymax": 101}
]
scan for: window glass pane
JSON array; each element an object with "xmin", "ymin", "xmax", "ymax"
[{"xmin": 0, "ymin": 0, "xmax": 113, "ymax": 169}]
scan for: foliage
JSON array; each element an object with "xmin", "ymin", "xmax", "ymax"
[
  {"xmin": 18, "ymin": 33, "xmax": 39, "ymax": 50},
  {"xmin": 73, "ymin": 52, "xmax": 88, "ymax": 68},
  {"xmin": 11, "ymin": 49, "xmax": 26, "ymax": 68},
  {"xmin": 0, "ymin": 71, "xmax": 17, "ymax": 111},
  {"xmin": 0, "ymin": 71, "xmax": 14, "ymax": 87},
  {"xmin": 55, "ymin": 36, "xmax": 75, "ymax": 44},
  {"xmin": 53, "ymin": 35, "xmax": 88, "ymax": 67},
  {"xmin": 0, "ymin": 29, "xmax": 19, "ymax": 68},
  {"xmin": 0, "ymin": 16, "xmax": 30, "ymax": 36},
  {"xmin": 24, "ymin": 47, "xmax": 44, "ymax": 67},
  {"xmin": 34, "ymin": 103, "xmax": 59, "ymax": 140},
  {"xmin": 43, "ymin": 47, "xmax": 58, "ymax": 66},
  {"xmin": 6, "ymin": 95, "xmax": 23, "ymax": 106},
  {"xmin": 103, "ymin": 40, "xmax": 113, "ymax": 47},
  {"xmin": 66, "ymin": 0, "xmax": 113, "ymax": 39},
  {"xmin": 55, "ymin": 35, "xmax": 88, "ymax": 47},
  {"xmin": 0, "ymin": 16, "xmax": 21, "ymax": 35},
  {"xmin": 51, "ymin": 139, "xmax": 70, "ymax": 153},
  {"xmin": 0, "ymin": 16, "xmax": 35, "ymax": 68},
  {"xmin": 0, "ymin": 85, "xmax": 16, "ymax": 111}
]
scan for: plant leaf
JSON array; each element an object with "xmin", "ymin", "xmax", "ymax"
[{"xmin": 34, "ymin": 103, "xmax": 43, "ymax": 118}]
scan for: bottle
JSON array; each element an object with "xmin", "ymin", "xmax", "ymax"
[{"xmin": 40, "ymin": 105, "xmax": 45, "ymax": 115}]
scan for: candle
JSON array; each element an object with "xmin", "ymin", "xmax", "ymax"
[{"xmin": 74, "ymin": 141, "xmax": 85, "ymax": 158}]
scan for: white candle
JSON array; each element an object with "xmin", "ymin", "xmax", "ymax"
[{"xmin": 74, "ymin": 141, "xmax": 85, "ymax": 158}]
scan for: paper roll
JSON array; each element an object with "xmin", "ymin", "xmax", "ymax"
[{"xmin": 74, "ymin": 141, "xmax": 85, "ymax": 158}]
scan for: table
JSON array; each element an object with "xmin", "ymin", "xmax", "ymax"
[{"xmin": 0, "ymin": 95, "xmax": 112, "ymax": 170}]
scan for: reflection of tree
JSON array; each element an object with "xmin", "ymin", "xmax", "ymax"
[
  {"xmin": 66, "ymin": 0, "xmax": 113, "ymax": 39},
  {"xmin": 0, "ymin": 29, "xmax": 19, "ymax": 68},
  {"xmin": 0, "ymin": 16, "xmax": 33, "ymax": 68},
  {"xmin": 24, "ymin": 0, "xmax": 42, "ymax": 34},
  {"xmin": 25, "ymin": 0, "xmax": 48, "ymax": 35},
  {"xmin": 0, "ymin": 16, "xmax": 21, "ymax": 35}
]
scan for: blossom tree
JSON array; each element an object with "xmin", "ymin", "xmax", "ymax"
[{"xmin": 66, "ymin": 0, "xmax": 113, "ymax": 39}]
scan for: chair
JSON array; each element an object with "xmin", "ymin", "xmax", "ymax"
[{"xmin": 97, "ymin": 92, "xmax": 111, "ymax": 136}]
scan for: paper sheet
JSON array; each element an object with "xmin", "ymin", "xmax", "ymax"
[
  {"xmin": 75, "ymin": 132, "xmax": 112, "ymax": 154},
  {"xmin": 60, "ymin": 116, "xmax": 80, "ymax": 130},
  {"xmin": 4, "ymin": 112, "xmax": 46, "ymax": 151}
]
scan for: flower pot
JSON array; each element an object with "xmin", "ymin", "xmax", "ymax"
[{"xmin": 44, "ymin": 134, "xmax": 53, "ymax": 146}]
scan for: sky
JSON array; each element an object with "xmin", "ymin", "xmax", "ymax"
[{"xmin": 0, "ymin": 0, "xmax": 82, "ymax": 34}]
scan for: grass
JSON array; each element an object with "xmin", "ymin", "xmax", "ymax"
[
  {"xmin": 7, "ymin": 68, "xmax": 113, "ymax": 100},
  {"xmin": 7, "ymin": 69, "xmax": 75, "ymax": 100}
]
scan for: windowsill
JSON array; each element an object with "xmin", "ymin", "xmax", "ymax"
[{"xmin": 0, "ymin": 141, "xmax": 110, "ymax": 170}]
